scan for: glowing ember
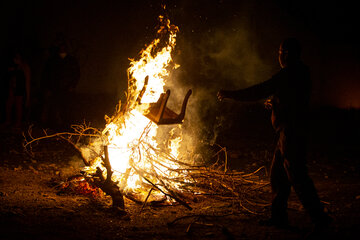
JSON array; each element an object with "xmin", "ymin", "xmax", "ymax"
[{"xmin": 84, "ymin": 16, "xmax": 189, "ymax": 199}]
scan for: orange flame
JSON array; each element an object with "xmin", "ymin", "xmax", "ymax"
[{"xmin": 84, "ymin": 16, "xmax": 186, "ymax": 196}]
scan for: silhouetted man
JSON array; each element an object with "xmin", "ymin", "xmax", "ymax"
[
  {"xmin": 218, "ymin": 38, "xmax": 332, "ymax": 231},
  {"xmin": 41, "ymin": 41, "xmax": 80, "ymax": 129}
]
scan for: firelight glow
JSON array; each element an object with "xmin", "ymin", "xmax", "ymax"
[{"xmin": 85, "ymin": 16, "xmax": 185, "ymax": 195}]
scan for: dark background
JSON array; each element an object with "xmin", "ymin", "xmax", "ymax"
[{"xmin": 1, "ymin": 0, "xmax": 359, "ymax": 105}]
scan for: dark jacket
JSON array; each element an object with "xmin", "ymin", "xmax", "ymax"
[
  {"xmin": 227, "ymin": 61, "xmax": 311, "ymax": 130},
  {"xmin": 43, "ymin": 54, "xmax": 80, "ymax": 92}
]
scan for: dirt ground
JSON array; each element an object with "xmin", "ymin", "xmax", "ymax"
[{"xmin": 1, "ymin": 106, "xmax": 359, "ymax": 240}]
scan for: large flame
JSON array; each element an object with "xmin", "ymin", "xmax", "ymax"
[{"xmin": 85, "ymin": 16, "xmax": 185, "ymax": 196}]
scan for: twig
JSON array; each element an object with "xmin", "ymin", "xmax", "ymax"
[
  {"xmin": 139, "ymin": 188, "xmax": 154, "ymax": 213},
  {"xmin": 168, "ymin": 213, "xmax": 236, "ymax": 226},
  {"xmin": 135, "ymin": 168, "xmax": 192, "ymax": 210},
  {"xmin": 103, "ymin": 145, "xmax": 113, "ymax": 182}
]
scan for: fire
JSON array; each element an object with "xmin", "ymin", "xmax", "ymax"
[{"xmin": 84, "ymin": 16, "xmax": 187, "ymax": 198}]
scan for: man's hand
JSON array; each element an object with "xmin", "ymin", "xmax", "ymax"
[{"xmin": 217, "ymin": 90, "xmax": 228, "ymax": 101}]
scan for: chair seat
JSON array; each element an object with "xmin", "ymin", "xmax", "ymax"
[{"xmin": 136, "ymin": 76, "xmax": 192, "ymax": 125}]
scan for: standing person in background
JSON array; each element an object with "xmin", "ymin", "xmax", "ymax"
[
  {"xmin": 41, "ymin": 41, "xmax": 80, "ymax": 130},
  {"xmin": 2, "ymin": 51, "xmax": 31, "ymax": 129}
]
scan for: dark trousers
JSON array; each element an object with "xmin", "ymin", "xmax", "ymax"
[
  {"xmin": 270, "ymin": 127, "xmax": 326, "ymax": 224},
  {"xmin": 41, "ymin": 90, "xmax": 71, "ymax": 129}
]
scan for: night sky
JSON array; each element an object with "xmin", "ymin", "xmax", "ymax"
[{"xmin": 1, "ymin": 0, "xmax": 359, "ymax": 108}]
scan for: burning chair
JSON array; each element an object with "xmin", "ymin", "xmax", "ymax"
[{"xmin": 137, "ymin": 76, "xmax": 192, "ymax": 125}]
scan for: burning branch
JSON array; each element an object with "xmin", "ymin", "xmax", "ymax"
[{"xmin": 92, "ymin": 146, "xmax": 125, "ymax": 214}]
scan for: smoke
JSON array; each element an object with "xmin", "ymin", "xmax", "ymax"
[
  {"xmin": 156, "ymin": 19, "xmax": 273, "ymax": 160},
  {"xmin": 194, "ymin": 30, "xmax": 271, "ymax": 88}
]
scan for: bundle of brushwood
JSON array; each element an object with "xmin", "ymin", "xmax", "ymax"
[{"xmin": 23, "ymin": 123, "xmax": 270, "ymax": 216}]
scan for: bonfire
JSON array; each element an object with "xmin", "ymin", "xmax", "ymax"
[{"xmin": 24, "ymin": 15, "xmax": 269, "ymax": 215}]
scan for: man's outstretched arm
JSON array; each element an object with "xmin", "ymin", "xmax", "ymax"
[{"xmin": 217, "ymin": 73, "xmax": 282, "ymax": 102}]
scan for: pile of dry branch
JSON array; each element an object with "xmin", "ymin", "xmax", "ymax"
[{"xmin": 23, "ymin": 122, "xmax": 270, "ymax": 216}]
